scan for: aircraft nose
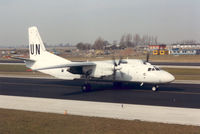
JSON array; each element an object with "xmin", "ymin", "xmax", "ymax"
[
  {"xmin": 160, "ymin": 71, "xmax": 175, "ymax": 83},
  {"xmin": 166, "ymin": 73, "xmax": 175, "ymax": 83}
]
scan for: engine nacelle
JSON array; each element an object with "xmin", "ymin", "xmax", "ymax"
[{"xmin": 92, "ymin": 62, "xmax": 113, "ymax": 78}]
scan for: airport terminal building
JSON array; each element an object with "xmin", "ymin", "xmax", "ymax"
[{"xmin": 169, "ymin": 43, "xmax": 200, "ymax": 55}]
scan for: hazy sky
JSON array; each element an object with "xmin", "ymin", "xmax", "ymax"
[{"xmin": 0, "ymin": 0, "xmax": 200, "ymax": 46}]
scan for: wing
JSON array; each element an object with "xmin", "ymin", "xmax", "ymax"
[{"xmin": 33, "ymin": 62, "xmax": 96, "ymax": 71}]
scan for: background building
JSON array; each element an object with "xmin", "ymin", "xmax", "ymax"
[
  {"xmin": 148, "ymin": 44, "xmax": 169, "ymax": 55},
  {"xmin": 169, "ymin": 43, "xmax": 200, "ymax": 55}
]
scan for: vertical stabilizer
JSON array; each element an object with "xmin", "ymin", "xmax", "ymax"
[{"xmin": 28, "ymin": 26, "xmax": 46, "ymax": 60}]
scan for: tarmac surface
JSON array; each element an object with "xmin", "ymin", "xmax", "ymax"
[{"xmin": 1, "ymin": 77, "xmax": 200, "ymax": 109}]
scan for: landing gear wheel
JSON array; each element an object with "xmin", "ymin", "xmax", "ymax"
[
  {"xmin": 81, "ymin": 84, "xmax": 91, "ymax": 92},
  {"xmin": 152, "ymin": 86, "xmax": 158, "ymax": 92}
]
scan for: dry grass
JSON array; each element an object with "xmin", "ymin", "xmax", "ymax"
[
  {"xmin": 162, "ymin": 68, "xmax": 200, "ymax": 80},
  {"xmin": 0, "ymin": 64, "xmax": 27, "ymax": 72},
  {"xmin": 149, "ymin": 55, "xmax": 200, "ymax": 63},
  {"xmin": 66, "ymin": 55, "xmax": 200, "ymax": 63},
  {"xmin": 162, "ymin": 68, "xmax": 200, "ymax": 75},
  {"xmin": 0, "ymin": 108, "xmax": 199, "ymax": 134},
  {"xmin": 174, "ymin": 75, "xmax": 200, "ymax": 80}
]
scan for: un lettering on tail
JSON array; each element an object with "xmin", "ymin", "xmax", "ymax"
[
  {"xmin": 28, "ymin": 26, "xmax": 46, "ymax": 60},
  {"xmin": 30, "ymin": 44, "xmax": 40, "ymax": 55}
]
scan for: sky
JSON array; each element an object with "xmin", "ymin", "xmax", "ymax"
[{"xmin": 0, "ymin": 0, "xmax": 200, "ymax": 47}]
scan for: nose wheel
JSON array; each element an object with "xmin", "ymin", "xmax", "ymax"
[
  {"xmin": 81, "ymin": 83, "xmax": 91, "ymax": 92},
  {"xmin": 152, "ymin": 85, "xmax": 159, "ymax": 92}
]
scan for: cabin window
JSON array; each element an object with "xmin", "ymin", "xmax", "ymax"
[
  {"xmin": 148, "ymin": 67, "xmax": 160, "ymax": 71},
  {"xmin": 154, "ymin": 66, "xmax": 160, "ymax": 71}
]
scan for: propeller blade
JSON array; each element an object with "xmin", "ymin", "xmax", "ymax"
[
  {"xmin": 118, "ymin": 56, "xmax": 122, "ymax": 65},
  {"xmin": 112, "ymin": 57, "xmax": 117, "ymax": 66},
  {"xmin": 112, "ymin": 56, "xmax": 124, "ymax": 80}
]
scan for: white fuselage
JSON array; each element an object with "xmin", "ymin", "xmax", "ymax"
[{"xmin": 29, "ymin": 58, "xmax": 174, "ymax": 84}]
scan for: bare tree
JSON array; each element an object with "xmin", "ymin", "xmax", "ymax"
[
  {"xmin": 119, "ymin": 35, "xmax": 126, "ymax": 47},
  {"xmin": 154, "ymin": 36, "xmax": 158, "ymax": 45},
  {"xmin": 76, "ymin": 42, "xmax": 91, "ymax": 50},
  {"xmin": 125, "ymin": 33, "xmax": 133, "ymax": 47},
  {"xmin": 133, "ymin": 34, "xmax": 141, "ymax": 46},
  {"xmin": 93, "ymin": 37, "xmax": 105, "ymax": 50}
]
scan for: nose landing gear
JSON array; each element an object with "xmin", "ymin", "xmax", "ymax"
[
  {"xmin": 81, "ymin": 83, "xmax": 91, "ymax": 92},
  {"xmin": 152, "ymin": 85, "xmax": 159, "ymax": 92}
]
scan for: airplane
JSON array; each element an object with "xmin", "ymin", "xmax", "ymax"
[{"xmin": 13, "ymin": 26, "xmax": 175, "ymax": 92}]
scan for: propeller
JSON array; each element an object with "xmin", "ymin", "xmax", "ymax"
[
  {"xmin": 112, "ymin": 57, "xmax": 124, "ymax": 80},
  {"xmin": 113, "ymin": 56, "xmax": 124, "ymax": 66}
]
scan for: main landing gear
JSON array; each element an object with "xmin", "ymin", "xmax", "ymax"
[
  {"xmin": 152, "ymin": 85, "xmax": 159, "ymax": 92},
  {"xmin": 81, "ymin": 75, "xmax": 91, "ymax": 92}
]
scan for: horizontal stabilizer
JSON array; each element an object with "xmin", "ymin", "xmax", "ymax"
[{"xmin": 11, "ymin": 56, "xmax": 35, "ymax": 62}]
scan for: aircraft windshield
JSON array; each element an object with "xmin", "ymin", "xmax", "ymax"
[{"xmin": 148, "ymin": 66, "xmax": 160, "ymax": 71}]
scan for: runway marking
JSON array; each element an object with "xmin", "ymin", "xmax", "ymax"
[
  {"xmin": 0, "ymin": 81, "xmax": 79, "ymax": 89},
  {"xmin": 158, "ymin": 90, "xmax": 200, "ymax": 95},
  {"xmin": 1, "ymin": 82, "xmax": 200, "ymax": 95},
  {"xmin": 132, "ymin": 89, "xmax": 200, "ymax": 95}
]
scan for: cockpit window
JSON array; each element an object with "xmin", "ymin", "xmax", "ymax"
[
  {"xmin": 148, "ymin": 67, "xmax": 160, "ymax": 71},
  {"xmin": 155, "ymin": 67, "xmax": 160, "ymax": 71}
]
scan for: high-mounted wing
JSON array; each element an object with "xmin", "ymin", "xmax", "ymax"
[{"xmin": 32, "ymin": 62, "xmax": 96, "ymax": 71}]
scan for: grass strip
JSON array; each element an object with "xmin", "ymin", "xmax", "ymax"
[{"xmin": 0, "ymin": 108, "xmax": 199, "ymax": 134}]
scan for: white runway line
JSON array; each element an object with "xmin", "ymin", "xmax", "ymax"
[
  {"xmin": 0, "ymin": 95, "xmax": 200, "ymax": 126},
  {"xmin": 173, "ymin": 80, "xmax": 200, "ymax": 84},
  {"xmin": 158, "ymin": 65, "xmax": 200, "ymax": 69}
]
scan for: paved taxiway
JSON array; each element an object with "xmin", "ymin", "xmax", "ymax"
[{"xmin": 0, "ymin": 77, "xmax": 200, "ymax": 109}]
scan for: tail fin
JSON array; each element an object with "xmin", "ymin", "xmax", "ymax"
[{"xmin": 28, "ymin": 26, "xmax": 46, "ymax": 60}]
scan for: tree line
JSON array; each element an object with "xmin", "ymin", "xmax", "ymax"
[{"xmin": 76, "ymin": 33, "xmax": 158, "ymax": 50}]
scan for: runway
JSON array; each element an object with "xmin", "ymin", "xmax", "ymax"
[{"xmin": 1, "ymin": 77, "xmax": 200, "ymax": 109}]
